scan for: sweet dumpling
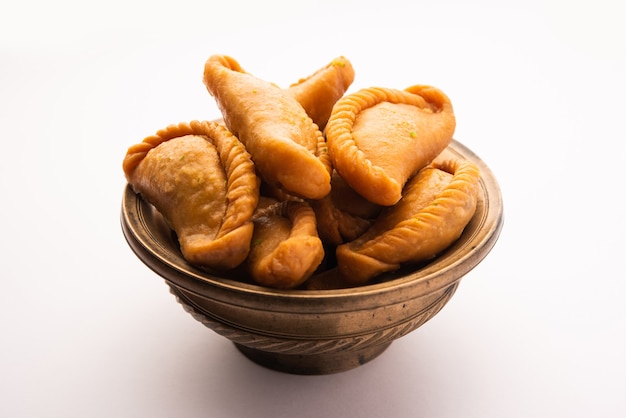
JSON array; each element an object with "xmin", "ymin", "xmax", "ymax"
[
  {"xmin": 335, "ymin": 158, "xmax": 480, "ymax": 285},
  {"xmin": 122, "ymin": 120, "xmax": 260, "ymax": 271},
  {"xmin": 247, "ymin": 201, "xmax": 325, "ymax": 289},
  {"xmin": 325, "ymin": 85, "xmax": 456, "ymax": 206},
  {"xmin": 286, "ymin": 56, "xmax": 355, "ymax": 131},
  {"xmin": 312, "ymin": 170, "xmax": 382, "ymax": 246},
  {"xmin": 203, "ymin": 54, "xmax": 332, "ymax": 200}
]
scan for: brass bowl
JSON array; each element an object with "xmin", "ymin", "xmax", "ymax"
[{"xmin": 120, "ymin": 140, "xmax": 503, "ymax": 375}]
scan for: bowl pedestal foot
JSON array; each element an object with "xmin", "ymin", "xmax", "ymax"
[{"xmin": 234, "ymin": 342, "xmax": 392, "ymax": 375}]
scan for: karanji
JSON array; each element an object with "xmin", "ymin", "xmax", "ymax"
[{"xmin": 122, "ymin": 120, "xmax": 259, "ymax": 271}]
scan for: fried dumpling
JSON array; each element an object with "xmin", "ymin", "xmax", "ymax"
[
  {"xmin": 312, "ymin": 170, "xmax": 382, "ymax": 246},
  {"xmin": 259, "ymin": 179, "xmax": 304, "ymax": 204},
  {"xmin": 123, "ymin": 120, "xmax": 260, "ymax": 271},
  {"xmin": 304, "ymin": 267, "xmax": 355, "ymax": 291},
  {"xmin": 248, "ymin": 201, "xmax": 325, "ymax": 289},
  {"xmin": 325, "ymin": 85, "xmax": 456, "ymax": 206},
  {"xmin": 203, "ymin": 54, "xmax": 332, "ymax": 200},
  {"xmin": 335, "ymin": 158, "xmax": 480, "ymax": 284},
  {"xmin": 286, "ymin": 56, "xmax": 355, "ymax": 131}
]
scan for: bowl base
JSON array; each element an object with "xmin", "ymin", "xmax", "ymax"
[{"xmin": 234, "ymin": 342, "xmax": 392, "ymax": 375}]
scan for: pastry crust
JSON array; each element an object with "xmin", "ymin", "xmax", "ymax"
[
  {"xmin": 325, "ymin": 85, "xmax": 456, "ymax": 206},
  {"xmin": 287, "ymin": 56, "xmax": 355, "ymax": 130},
  {"xmin": 203, "ymin": 55, "xmax": 332, "ymax": 200},
  {"xmin": 123, "ymin": 120, "xmax": 260, "ymax": 270},
  {"xmin": 248, "ymin": 201, "xmax": 325, "ymax": 289},
  {"xmin": 336, "ymin": 158, "xmax": 480, "ymax": 284},
  {"xmin": 304, "ymin": 267, "xmax": 356, "ymax": 291},
  {"xmin": 312, "ymin": 171, "xmax": 382, "ymax": 246}
]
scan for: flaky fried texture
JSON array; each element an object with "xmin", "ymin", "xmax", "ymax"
[
  {"xmin": 203, "ymin": 55, "xmax": 332, "ymax": 200},
  {"xmin": 247, "ymin": 201, "xmax": 325, "ymax": 289},
  {"xmin": 336, "ymin": 158, "xmax": 480, "ymax": 284},
  {"xmin": 123, "ymin": 120, "xmax": 260, "ymax": 270},
  {"xmin": 287, "ymin": 56, "xmax": 355, "ymax": 130},
  {"xmin": 325, "ymin": 85, "xmax": 456, "ymax": 206}
]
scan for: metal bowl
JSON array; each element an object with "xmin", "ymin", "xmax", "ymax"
[{"xmin": 120, "ymin": 139, "xmax": 503, "ymax": 375}]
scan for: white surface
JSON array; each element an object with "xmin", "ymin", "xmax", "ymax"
[{"xmin": 2, "ymin": 1, "xmax": 625, "ymax": 417}]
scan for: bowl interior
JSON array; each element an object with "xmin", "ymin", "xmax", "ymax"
[{"xmin": 121, "ymin": 139, "xmax": 504, "ymax": 299}]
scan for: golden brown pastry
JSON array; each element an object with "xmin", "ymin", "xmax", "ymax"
[
  {"xmin": 259, "ymin": 179, "xmax": 304, "ymax": 204},
  {"xmin": 286, "ymin": 56, "xmax": 355, "ymax": 130},
  {"xmin": 325, "ymin": 85, "xmax": 456, "ymax": 206},
  {"xmin": 335, "ymin": 158, "xmax": 480, "ymax": 284},
  {"xmin": 312, "ymin": 171, "xmax": 382, "ymax": 246},
  {"xmin": 123, "ymin": 120, "xmax": 259, "ymax": 271},
  {"xmin": 247, "ymin": 201, "xmax": 325, "ymax": 289},
  {"xmin": 304, "ymin": 267, "xmax": 356, "ymax": 291},
  {"xmin": 203, "ymin": 55, "xmax": 332, "ymax": 200}
]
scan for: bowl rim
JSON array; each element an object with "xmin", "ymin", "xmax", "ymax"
[{"xmin": 121, "ymin": 138, "xmax": 504, "ymax": 302}]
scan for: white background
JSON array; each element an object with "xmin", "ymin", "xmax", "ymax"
[{"xmin": 1, "ymin": 1, "xmax": 625, "ymax": 417}]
